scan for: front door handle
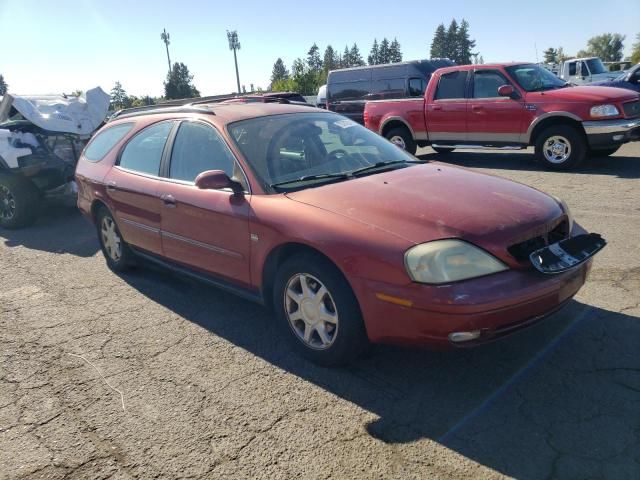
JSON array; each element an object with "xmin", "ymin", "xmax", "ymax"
[
  {"xmin": 432, "ymin": 105, "xmax": 443, "ymax": 111},
  {"xmin": 106, "ymin": 181, "xmax": 117, "ymax": 191},
  {"xmin": 161, "ymin": 194, "xmax": 176, "ymax": 207},
  {"xmin": 471, "ymin": 105, "xmax": 484, "ymax": 111}
]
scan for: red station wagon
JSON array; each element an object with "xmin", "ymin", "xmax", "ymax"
[{"xmin": 75, "ymin": 103, "xmax": 605, "ymax": 366}]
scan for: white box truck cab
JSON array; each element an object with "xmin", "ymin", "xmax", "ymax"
[{"xmin": 560, "ymin": 57, "xmax": 621, "ymax": 85}]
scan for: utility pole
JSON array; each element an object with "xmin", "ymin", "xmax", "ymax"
[
  {"xmin": 227, "ymin": 30, "xmax": 241, "ymax": 94},
  {"xmin": 161, "ymin": 28, "xmax": 172, "ymax": 76}
]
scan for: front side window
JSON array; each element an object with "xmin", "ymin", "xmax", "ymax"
[
  {"xmin": 228, "ymin": 112, "xmax": 418, "ymax": 191},
  {"xmin": 435, "ymin": 71, "xmax": 468, "ymax": 100},
  {"xmin": 84, "ymin": 123, "xmax": 133, "ymax": 162},
  {"xmin": 169, "ymin": 122, "xmax": 236, "ymax": 182},
  {"xmin": 505, "ymin": 64, "xmax": 567, "ymax": 92},
  {"xmin": 472, "ymin": 70, "xmax": 510, "ymax": 98},
  {"xmin": 568, "ymin": 62, "xmax": 577, "ymax": 76},
  {"xmin": 119, "ymin": 121, "xmax": 173, "ymax": 175}
]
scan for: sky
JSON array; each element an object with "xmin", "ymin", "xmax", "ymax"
[{"xmin": 0, "ymin": 0, "xmax": 638, "ymax": 97}]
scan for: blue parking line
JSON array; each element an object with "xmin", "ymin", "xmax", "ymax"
[{"xmin": 438, "ymin": 305, "xmax": 595, "ymax": 443}]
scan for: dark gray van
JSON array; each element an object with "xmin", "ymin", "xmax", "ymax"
[{"xmin": 326, "ymin": 59, "xmax": 454, "ymax": 123}]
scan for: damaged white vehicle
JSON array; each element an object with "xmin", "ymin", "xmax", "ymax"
[{"xmin": 0, "ymin": 87, "xmax": 109, "ymax": 228}]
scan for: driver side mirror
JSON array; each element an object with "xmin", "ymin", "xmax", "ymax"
[
  {"xmin": 497, "ymin": 85, "xmax": 517, "ymax": 99},
  {"xmin": 195, "ymin": 170, "xmax": 244, "ymax": 194}
]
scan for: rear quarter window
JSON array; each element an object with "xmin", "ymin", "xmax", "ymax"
[{"xmin": 83, "ymin": 123, "xmax": 134, "ymax": 162}]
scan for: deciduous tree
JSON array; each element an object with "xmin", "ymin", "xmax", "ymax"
[
  {"xmin": 631, "ymin": 33, "xmax": 640, "ymax": 64},
  {"xmin": 580, "ymin": 33, "xmax": 626, "ymax": 62}
]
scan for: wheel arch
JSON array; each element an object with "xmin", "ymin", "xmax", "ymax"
[
  {"xmin": 527, "ymin": 113, "xmax": 585, "ymax": 145},
  {"xmin": 380, "ymin": 117, "xmax": 415, "ymax": 139}
]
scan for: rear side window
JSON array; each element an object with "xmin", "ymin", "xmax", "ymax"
[
  {"xmin": 84, "ymin": 123, "xmax": 133, "ymax": 162},
  {"xmin": 119, "ymin": 121, "xmax": 173, "ymax": 176},
  {"xmin": 435, "ymin": 71, "xmax": 468, "ymax": 100},
  {"xmin": 408, "ymin": 78, "xmax": 427, "ymax": 97},
  {"xmin": 169, "ymin": 122, "xmax": 236, "ymax": 182}
]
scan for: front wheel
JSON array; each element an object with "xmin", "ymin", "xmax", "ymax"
[
  {"xmin": 0, "ymin": 175, "xmax": 40, "ymax": 229},
  {"xmin": 385, "ymin": 127, "xmax": 417, "ymax": 155},
  {"xmin": 273, "ymin": 254, "xmax": 368, "ymax": 367},
  {"xmin": 534, "ymin": 125, "xmax": 587, "ymax": 170},
  {"xmin": 96, "ymin": 207, "xmax": 135, "ymax": 272}
]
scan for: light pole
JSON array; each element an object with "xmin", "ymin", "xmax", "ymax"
[
  {"xmin": 227, "ymin": 30, "xmax": 241, "ymax": 94},
  {"xmin": 161, "ymin": 28, "xmax": 172, "ymax": 76}
]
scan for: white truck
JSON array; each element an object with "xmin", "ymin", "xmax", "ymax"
[{"xmin": 558, "ymin": 57, "xmax": 621, "ymax": 85}]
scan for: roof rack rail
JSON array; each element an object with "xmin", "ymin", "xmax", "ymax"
[{"xmin": 109, "ymin": 105, "xmax": 215, "ymax": 122}]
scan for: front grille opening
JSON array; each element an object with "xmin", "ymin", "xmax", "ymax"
[{"xmin": 508, "ymin": 220, "xmax": 569, "ymax": 263}]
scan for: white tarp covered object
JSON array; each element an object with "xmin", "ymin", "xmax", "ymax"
[{"xmin": 0, "ymin": 87, "xmax": 110, "ymax": 135}]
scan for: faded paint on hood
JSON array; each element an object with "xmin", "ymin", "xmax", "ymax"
[
  {"xmin": 285, "ymin": 163, "xmax": 564, "ymax": 264},
  {"xmin": 526, "ymin": 85, "xmax": 638, "ymax": 104}
]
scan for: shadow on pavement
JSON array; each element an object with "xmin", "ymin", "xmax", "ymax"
[
  {"xmin": 417, "ymin": 150, "xmax": 640, "ymax": 179},
  {"xmin": 120, "ymin": 264, "xmax": 640, "ymax": 479},
  {"xmin": 0, "ymin": 203, "xmax": 99, "ymax": 257}
]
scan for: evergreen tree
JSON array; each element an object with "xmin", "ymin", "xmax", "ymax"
[
  {"xmin": 342, "ymin": 45, "xmax": 351, "ymax": 68},
  {"xmin": 271, "ymin": 58, "xmax": 290, "ymax": 84},
  {"xmin": 379, "ymin": 38, "xmax": 391, "ymax": 64},
  {"xmin": 323, "ymin": 45, "xmax": 338, "ymax": 74},
  {"xmin": 0, "ymin": 74, "xmax": 8, "ymax": 95},
  {"xmin": 164, "ymin": 62, "xmax": 200, "ymax": 99},
  {"xmin": 110, "ymin": 81, "xmax": 128, "ymax": 110},
  {"xmin": 307, "ymin": 43, "xmax": 323, "ymax": 73},
  {"xmin": 543, "ymin": 47, "xmax": 558, "ymax": 63},
  {"xmin": 368, "ymin": 39, "xmax": 380, "ymax": 65},
  {"xmin": 389, "ymin": 38, "xmax": 403, "ymax": 63},
  {"xmin": 350, "ymin": 43, "xmax": 365, "ymax": 66},
  {"xmin": 446, "ymin": 19, "xmax": 459, "ymax": 62},
  {"xmin": 430, "ymin": 24, "xmax": 447, "ymax": 58},
  {"xmin": 456, "ymin": 19, "xmax": 476, "ymax": 65}
]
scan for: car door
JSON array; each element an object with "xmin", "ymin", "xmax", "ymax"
[
  {"xmin": 467, "ymin": 69, "xmax": 527, "ymax": 144},
  {"xmin": 104, "ymin": 120, "xmax": 175, "ymax": 255},
  {"xmin": 425, "ymin": 70, "xmax": 469, "ymax": 143},
  {"xmin": 158, "ymin": 120, "xmax": 252, "ymax": 286}
]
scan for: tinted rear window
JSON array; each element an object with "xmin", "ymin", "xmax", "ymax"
[
  {"xmin": 84, "ymin": 123, "xmax": 133, "ymax": 162},
  {"xmin": 435, "ymin": 71, "xmax": 468, "ymax": 100}
]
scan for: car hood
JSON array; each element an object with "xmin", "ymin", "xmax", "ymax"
[
  {"xmin": 285, "ymin": 163, "xmax": 565, "ymax": 265},
  {"xmin": 527, "ymin": 85, "xmax": 638, "ymax": 103}
]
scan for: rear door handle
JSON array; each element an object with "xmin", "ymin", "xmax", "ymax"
[
  {"xmin": 161, "ymin": 194, "xmax": 176, "ymax": 207},
  {"xmin": 432, "ymin": 105, "xmax": 442, "ymax": 111},
  {"xmin": 106, "ymin": 181, "xmax": 117, "ymax": 191},
  {"xmin": 471, "ymin": 105, "xmax": 484, "ymax": 112}
]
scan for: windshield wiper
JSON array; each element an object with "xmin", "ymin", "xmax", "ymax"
[
  {"xmin": 350, "ymin": 160, "xmax": 421, "ymax": 176},
  {"xmin": 270, "ymin": 172, "xmax": 350, "ymax": 189}
]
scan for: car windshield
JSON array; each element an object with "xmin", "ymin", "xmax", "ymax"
[
  {"xmin": 505, "ymin": 64, "xmax": 568, "ymax": 92},
  {"xmin": 228, "ymin": 112, "xmax": 419, "ymax": 191},
  {"xmin": 585, "ymin": 58, "xmax": 607, "ymax": 75}
]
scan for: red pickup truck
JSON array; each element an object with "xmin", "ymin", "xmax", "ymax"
[{"xmin": 364, "ymin": 63, "xmax": 640, "ymax": 169}]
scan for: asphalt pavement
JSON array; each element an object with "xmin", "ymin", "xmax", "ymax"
[{"xmin": 1, "ymin": 143, "xmax": 639, "ymax": 479}]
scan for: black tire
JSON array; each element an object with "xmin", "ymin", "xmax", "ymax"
[
  {"xmin": 432, "ymin": 147, "xmax": 455, "ymax": 154},
  {"xmin": 96, "ymin": 207, "xmax": 135, "ymax": 272},
  {"xmin": 385, "ymin": 127, "xmax": 417, "ymax": 155},
  {"xmin": 589, "ymin": 146, "xmax": 620, "ymax": 158},
  {"xmin": 272, "ymin": 253, "xmax": 368, "ymax": 367},
  {"xmin": 0, "ymin": 174, "xmax": 40, "ymax": 229},
  {"xmin": 534, "ymin": 125, "xmax": 587, "ymax": 170}
]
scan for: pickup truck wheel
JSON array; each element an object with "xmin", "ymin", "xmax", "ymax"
[
  {"xmin": 589, "ymin": 146, "xmax": 620, "ymax": 157},
  {"xmin": 432, "ymin": 147, "xmax": 455, "ymax": 154},
  {"xmin": 385, "ymin": 127, "xmax": 417, "ymax": 155},
  {"xmin": 96, "ymin": 207, "xmax": 135, "ymax": 272},
  {"xmin": 535, "ymin": 126, "xmax": 586, "ymax": 170},
  {"xmin": 0, "ymin": 175, "xmax": 40, "ymax": 229},
  {"xmin": 273, "ymin": 253, "xmax": 368, "ymax": 367}
]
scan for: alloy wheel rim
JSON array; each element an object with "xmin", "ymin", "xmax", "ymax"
[
  {"xmin": 284, "ymin": 273, "xmax": 339, "ymax": 350},
  {"xmin": 0, "ymin": 185, "xmax": 16, "ymax": 220},
  {"xmin": 389, "ymin": 135, "xmax": 407, "ymax": 150},
  {"xmin": 101, "ymin": 217, "xmax": 122, "ymax": 262},
  {"xmin": 543, "ymin": 135, "xmax": 572, "ymax": 164}
]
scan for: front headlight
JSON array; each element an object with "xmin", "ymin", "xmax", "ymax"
[
  {"xmin": 405, "ymin": 240, "xmax": 508, "ymax": 284},
  {"xmin": 552, "ymin": 195, "xmax": 574, "ymax": 233},
  {"xmin": 590, "ymin": 104, "xmax": 619, "ymax": 118}
]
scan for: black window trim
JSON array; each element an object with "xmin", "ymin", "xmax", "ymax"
[{"xmin": 160, "ymin": 119, "xmax": 251, "ymax": 194}]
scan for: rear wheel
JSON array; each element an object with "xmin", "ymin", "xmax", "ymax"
[
  {"xmin": 273, "ymin": 253, "xmax": 368, "ymax": 367},
  {"xmin": 534, "ymin": 125, "xmax": 587, "ymax": 170},
  {"xmin": 96, "ymin": 207, "xmax": 134, "ymax": 272},
  {"xmin": 0, "ymin": 174, "xmax": 40, "ymax": 229},
  {"xmin": 432, "ymin": 147, "xmax": 455, "ymax": 154},
  {"xmin": 589, "ymin": 146, "xmax": 620, "ymax": 157},
  {"xmin": 385, "ymin": 127, "xmax": 417, "ymax": 155}
]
